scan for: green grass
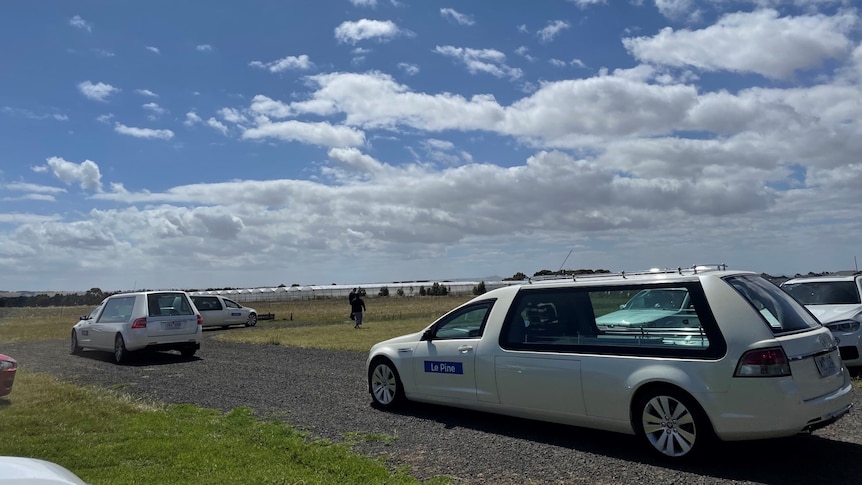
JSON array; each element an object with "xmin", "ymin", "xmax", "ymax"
[
  {"xmin": 0, "ymin": 371, "xmax": 450, "ymax": 484},
  {"xmin": 0, "ymin": 297, "xmax": 473, "ymax": 484},
  {"xmin": 215, "ymin": 296, "xmax": 473, "ymax": 352}
]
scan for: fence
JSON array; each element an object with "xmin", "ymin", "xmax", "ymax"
[{"xmin": 189, "ymin": 281, "xmax": 521, "ymax": 303}]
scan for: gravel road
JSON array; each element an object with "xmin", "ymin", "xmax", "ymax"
[{"xmin": 5, "ymin": 328, "xmax": 862, "ymax": 484}]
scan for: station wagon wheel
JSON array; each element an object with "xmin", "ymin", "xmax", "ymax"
[
  {"xmin": 369, "ymin": 358, "xmax": 405, "ymax": 408},
  {"xmin": 114, "ymin": 334, "xmax": 128, "ymax": 364},
  {"xmin": 634, "ymin": 387, "xmax": 713, "ymax": 460},
  {"xmin": 70, "ymin": 330, "xmax": 82, "ymax": 355},
  {"xmin": 246, "ymin": 313, "xmax": 257, "ymax": 327}
]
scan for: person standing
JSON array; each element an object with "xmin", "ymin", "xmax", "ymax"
[
  {"xmin": 348, "ymin": 288, "xmax": 357, "ymax": 321},
  {"xmin": 351, "ymin": 293, "xmax": 366, "ymax": 329}
]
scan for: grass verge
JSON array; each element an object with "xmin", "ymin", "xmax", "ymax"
[{"xmin": 0, "ymin": 371, "xmax": 449, "ymax": 484}]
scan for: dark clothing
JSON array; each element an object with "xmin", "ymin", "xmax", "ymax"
[
  {"xmin": 351, "ymin": 297, "xmax": 366, "ymax": 328},
  {"xmin": 350, "ymin": 297, "xmax": 365, "ymax": 314}
]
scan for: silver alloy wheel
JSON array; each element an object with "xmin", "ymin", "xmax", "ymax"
[
  {"xmin": 371, "ymin": 362, "xmax": 398, "ymax": 405},
  {"xmin": 246, "ymin": 314, "xmax": 257, "ymax": 327},
  {"xmin": 114, "ymin": 334, "xmax": 126, "ymax": 364},
  {"xmin": 640, "ymin": 394, "xmax": 697, "ymax": 458}
]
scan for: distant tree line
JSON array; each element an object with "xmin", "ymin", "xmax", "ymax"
[{"xmin": 0, "ymin": 288, "xmax": 114, "ymax": 308}]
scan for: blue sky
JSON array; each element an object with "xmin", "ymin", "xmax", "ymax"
[{"xmin": 1, "ymin": 1, "xmax": 861, "ymax": 291}]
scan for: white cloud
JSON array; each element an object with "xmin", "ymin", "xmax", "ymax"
[
  {"xmin": 398, "ymin": 62, "xmax": 419, "ymax": 75},
  {"xmin": 207, "ymin": 117, "xmax": 229, "ymax": 136},
  {"xmin": 538, "ymin": 20, "xmax": 570, "ymax": 42},
  {"xmin": 1, "ymin": 107, "xmax": 67, "ymax": 121},
  {"xmin": 241, "ymin": 119, "xmax": 366, "ymax": 147},
  {"xmin": 334, "ymin": 19, "xmax": 403, "ymax": 44},
  {"xmin": 4, "ymin": 182, "xmax": 66, "ymax": 195},
  {"xmin": 218, "ymin": 107, "xmax": 249, "ymax": 124},
  {"xmin": 114, "ymin": 123, "xmax": 175, "ymax": 140},
  {"xmin": 623, "ymin": 9, "xmax": 857, "ymax": 79},
  {"xmin": 69, "ymin": 15, "xmax": 92, "ymax": 32},
  {"xmin": 145, "ymin": 46, "xmax": 160, "ymax": 54},
  {"xmin": 349, "ymin": 0, "xmax": 378, "ymax": 6},
  {"xmin": 142, "ymin": 102, "xmax": 166, "ymax": 119},
  {"xmin": 77, "ymin": 81, "xmax": 120, "ymax": 102},
  {"xmin": 136, "ymin": 89, "xmax": 159, "ymax": 97},
  {"xmin": 249, "ymin": 95, "xmax": 293, "ymax": 118},
  {"xmin": 327, "ymin": 147, "xmax": 385, "ymax": 174},
  {"xmin": 196, "ymin": 44, "xmax": 213, "ymax": 52},
  {"xmin": 569, "ymin": 0, "xmax": 606, "ymax": 6},
  {"xmin": 184, "ymin": 112, "xmax": 203, "ymax": 126},
  {"xmin": 435, "ymin": 46, "xmax": 523, "ymax": 79},
  {"xmin": 249, "ymin": 54, "xmax": 314, "ymax": 72},
  {"xmin": 43, "ymin": 156, "xmax": 102, "ymax": 192},
  {"xmin": 440, "ymin": 8, "xmax": 475, "ymax": 26}
]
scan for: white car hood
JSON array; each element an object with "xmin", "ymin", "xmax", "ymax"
[
  {"xmin": 596, "ymin": 309, "xmax": 678, "ymax": 326},
  {"xmin": 805, "ymin": 304, "xmax": 862, "ymax": 324}
]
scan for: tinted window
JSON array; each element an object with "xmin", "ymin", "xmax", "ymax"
[
  {"xmin": 148, "ymin": 293, "xmax": 194, "ymax": 317},
  {"xmin": 192, "ymin": 296, "xmax": 221, "ymax": 311},
  {"xmin": 431, "ymin": 301, "xmax": 494, "ymax": 340},
  {"xmin": 500, "ymin": 284, "xmax": 724, "ymax": 359},
  {"xmin": 725, "ymin": 275, "xmax": 820, "ymax": 334},
  {"xmin": 782, "ymin": 281, "xmax": 861, "ymax": 305},
  {"xmin": 99, "ymin": 296, "xmax": 136, "ymax": 323}
]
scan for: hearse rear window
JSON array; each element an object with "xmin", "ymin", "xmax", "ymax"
[
  {"xmin": 724, "ymin": 275, "xmax": 820, "ymax": 334},
  {"xmin": 500, "ymin": 283, "xmax": 726, "ymax": 358}
]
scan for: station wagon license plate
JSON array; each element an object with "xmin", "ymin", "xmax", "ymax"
[
  {"xmin": 162, "ymin": 321, "xmax": 183, "ymax": 330},
  {"xmin": 815, "ymin": 353, "xmax": 838, "ymax": 377}
]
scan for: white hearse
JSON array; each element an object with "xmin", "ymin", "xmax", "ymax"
[{"xmin": 367, "ymin": 266, "xmax": 853, "ymax": 460}]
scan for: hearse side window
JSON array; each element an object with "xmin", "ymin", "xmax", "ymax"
[
  {"xmin": 500, "ymin": 284, "xmax": 724, "ymax": 358},
  {"xmin": 724, "ymin": 275, "xmax": 820, "ymax": 334},
  {"xmin": 99, "ymin": 296, "xmax": 135, "ymax": 323},
  {"xmin": 430, "ymin": 300, "xmax": 495, "ymax": 340}
]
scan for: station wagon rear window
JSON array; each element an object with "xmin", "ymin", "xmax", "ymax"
[
  {"xmin": 499, "ymin": 283, "xmax": 726, "ymax": 358},
  {"xmin": 724, "ymin": 275, "xmax": 820, "ymax": 334}
]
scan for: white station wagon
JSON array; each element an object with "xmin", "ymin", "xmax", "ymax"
[
  {"xmin": 71, "ymin": 291, "xmax": 203, "ymax": 364},
  {"xmin": 367, "ymin": 266, "xmax": 853, "ymax": 459}
]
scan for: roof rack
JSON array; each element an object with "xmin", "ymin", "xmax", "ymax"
[{"xmin": 527, "ymin": 264, "xmax": 729, "ymax": 283}]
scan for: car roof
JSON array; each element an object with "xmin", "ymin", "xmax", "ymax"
[
  {"xmin": 783, "ymin": 274, "xmax": 861, "ymax": 284},
  {"xmin": 521, "ymin": 269, "xmax": 754, "ymax": 289}
]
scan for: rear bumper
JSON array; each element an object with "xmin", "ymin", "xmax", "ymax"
[{"xmin": 703, "ymin": 374, "xmax": 854, "ymax": 441}]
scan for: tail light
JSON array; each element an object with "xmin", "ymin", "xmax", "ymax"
[
  {"xmin": 131, "ymin": 318, "xmax": 147, "ymax": 329},
  {"xmin": 734, "ymin": 347, "xmax": 791, "ymax": 377},
  {"xmin": 197, "ymin": 315, "xmax": 203, "ymax": 326}
]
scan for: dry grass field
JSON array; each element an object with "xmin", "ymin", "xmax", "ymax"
[{"xmin": 0, "ymin": 295, "xmax": 475, "ymax": 352}]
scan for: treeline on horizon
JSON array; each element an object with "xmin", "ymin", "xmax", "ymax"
[{"xmin": 0, "ymin": 269, "xmax": 821, "ymax": 309}]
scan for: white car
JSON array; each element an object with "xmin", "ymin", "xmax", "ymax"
[
  {"xmin": 71, "ymin": 291, "xmax": 202, "ymax": 364},
  {"xmin": 781, "ymin": 273, "xmax": 862, "ymax": 367},
  {"xmin": 0, "ymin": 456, "xmax": 87, "ymax": 484},
  {"xmin": 367, "ymin": 266, "xmax": 853, "ymax": 460},
  {"xmin": 190, "ymin": 295, "xmax": 257, "ymax": 328}
]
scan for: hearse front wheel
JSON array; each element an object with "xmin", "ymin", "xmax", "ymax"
[{"xmin": 369, "ymin": 358, "xmax": 405, "ymax": 409}]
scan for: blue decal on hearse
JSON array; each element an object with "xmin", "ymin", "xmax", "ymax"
[
  {"xmin": 231, "ymin": 312, "xmax": 241, "ymax": 316},
  {"xmin": 424, "ymin": 361, "xmax": 463, "ymax": 374}
]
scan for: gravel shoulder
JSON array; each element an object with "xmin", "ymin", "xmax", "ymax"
[{"xmin": 5, "ymin": 328, "xmax": 862, "ymax": 484}]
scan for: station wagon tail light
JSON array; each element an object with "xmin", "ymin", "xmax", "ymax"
[
  {"xmin": 734, "ymin": 347, "xmax": 791, "ymax": 377},
  {"xmin": 197, "ymin": 315, "xmax": 203, "ymax": 326},
  {"xmin": 131, "ymin": 318, "xmax": 147, "ymax": 329}
]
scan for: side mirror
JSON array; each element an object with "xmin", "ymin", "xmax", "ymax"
[
  {"xmin": 619, "ymin": 304, "xmax": 625, "ymax": 310},
  {"xmin": 421, "ymin": 329, "xmax": 434, "ymax": 341}
]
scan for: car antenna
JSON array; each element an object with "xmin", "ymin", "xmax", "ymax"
[{"xmin": 558, "ymin": 249, "xmax": 573, "ymax": 275}]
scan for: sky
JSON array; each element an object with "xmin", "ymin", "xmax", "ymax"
[{"xmin": 1, "ymin": 1, "xmax": 861, "ymax": 292}]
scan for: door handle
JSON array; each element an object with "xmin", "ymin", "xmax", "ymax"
[{"xmin": 458, "ymin": 345, "xmax": 473, "ymax": 354}]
